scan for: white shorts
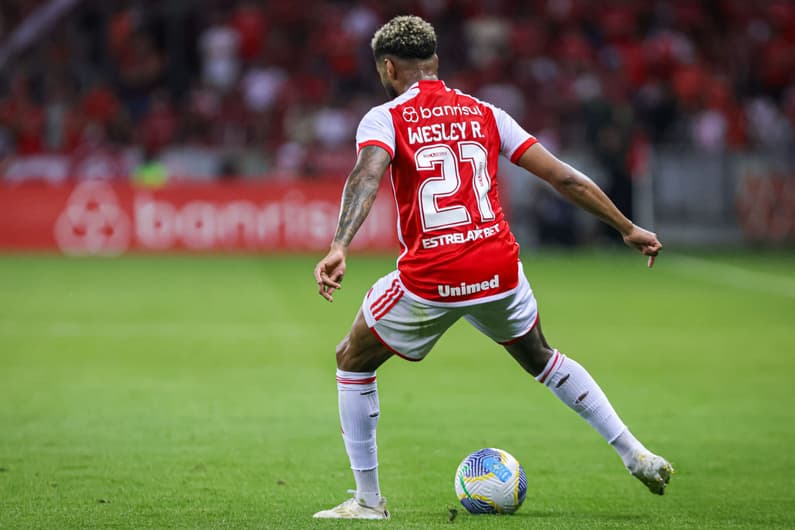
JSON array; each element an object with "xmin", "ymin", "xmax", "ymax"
[{"xmin": 361, "ymin": 265, "xmax": 539, "ymax": 361}]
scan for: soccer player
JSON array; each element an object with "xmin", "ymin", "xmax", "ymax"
[{"xmin": 313, "ymin": 15, "xmax": 673, "ymax": 520}]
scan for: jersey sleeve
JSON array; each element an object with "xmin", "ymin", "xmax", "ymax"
[
  {"xmin": 488, "ymin": 105, "xmax": 538, "ymax": 163},
  {"xmin": 356, "ymin": 105, "xmax": 395, "ymax": 159}
]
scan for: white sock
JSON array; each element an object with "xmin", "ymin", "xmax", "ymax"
[
  {"xmin": 610, "ymin": 428, "xmax": 648, "ymax": 468},
  {"xmin": 353, "ymin": 468, "xmax": 381, "ymax": 505},
  {"xmin": 537, "ymin": 350, "xmax": 643, "ymax": 462},
  {"xmin": 336, "ymin": 369, "xmax": 381, "ymax": 507}
]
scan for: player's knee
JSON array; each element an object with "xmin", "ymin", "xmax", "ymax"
[{"xmin": 336, "ymin": 336, "xmax": 369, "ymax": 371}]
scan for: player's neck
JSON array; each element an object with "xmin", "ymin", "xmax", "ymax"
[{"xmin": 397, "ymin": 72, "xmax": 438, "ymax": 95}]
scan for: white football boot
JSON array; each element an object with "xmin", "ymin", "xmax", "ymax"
[
  {"xmin": 313, "ymin": 492, "xmax": 390, "ymax": 520},
  {"xmin": 626, "ymin": 450, "xmax": 674, "ymax": 495}
]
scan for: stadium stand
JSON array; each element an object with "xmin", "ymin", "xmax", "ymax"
[{"xmin": 0, "ymin": 0, "xmax": 792, "ymax": 180}]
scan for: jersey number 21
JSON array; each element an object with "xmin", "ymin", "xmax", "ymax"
[{"xmin": 415, "ymin": 141, "xmax": 495, "ymax": 232}]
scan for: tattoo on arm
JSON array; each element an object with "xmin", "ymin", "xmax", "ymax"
[{"xmin": 333, "ymin": 146, "xmax": 391, "ymax": 248}]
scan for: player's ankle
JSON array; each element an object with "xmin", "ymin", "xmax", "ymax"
[
  {"xmin": 610, "ymin": 428, "xmax": 646, "ymax": 466},
  {"xmin": 357, "ymin": 491, "xmax": 382, "ymax": 508}
]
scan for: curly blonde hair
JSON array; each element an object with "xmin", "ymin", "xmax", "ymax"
[{"xmin": 371, "ymin": 15, "xmax": 437, "ymax": 60}]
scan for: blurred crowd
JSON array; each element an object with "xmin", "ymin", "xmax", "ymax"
[{"xmin": 1, "ymin": 0, "xmax": 794, "ymax": 180}]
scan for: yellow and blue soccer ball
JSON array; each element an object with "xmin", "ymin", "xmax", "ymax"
[{"xmin": 454, "ymin": 448, "xmax": 527, "ymax": 514}]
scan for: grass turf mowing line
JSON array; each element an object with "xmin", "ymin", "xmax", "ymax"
[
  {"xmin": 0, "ymin": 252, "xmax": 793, "ymax": 529},
  {"xmin": 666, "ymin": 253, "xmax": 795, "ymax": 298}
]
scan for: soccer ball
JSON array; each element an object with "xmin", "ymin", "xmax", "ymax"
[{"xmin": 454, "ymin": 448, "xmax": 527, "ymax": 514}]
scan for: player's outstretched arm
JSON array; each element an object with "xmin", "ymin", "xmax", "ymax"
[
  {"xmin": 314, "ymin": 146, "xmax": 392, "ymax": 301},
  {"xmin": 517, "ymin": 143, "xmax": 662, "ymax": 267}
]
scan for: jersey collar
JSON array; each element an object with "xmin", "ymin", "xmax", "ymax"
[{"xmin": 407, "ymin": 79, "xmax": 446, "ymax": 92}]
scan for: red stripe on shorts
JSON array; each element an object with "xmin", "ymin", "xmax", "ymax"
[
  {"xmin": 370, "ymin": 279, "xmax": 398, "ymax": 310},
  {"xmin": 373, "ymin": 289, "xmax": 403, "ymax": 320},
  {"xmin": 370, "ymin": 280, "xmax": 399, "ymax": 314}
]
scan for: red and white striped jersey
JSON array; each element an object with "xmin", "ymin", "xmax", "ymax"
[{"xmin": 356, "ymin": 80, "xmax": 537, "ymax": 304}]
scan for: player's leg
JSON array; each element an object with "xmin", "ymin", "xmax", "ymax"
[
  {"xmin": 316, "ymin": 273, "xmax": 459, "ymax": 519},
  {"xmin": 504, "ymin": 322, "xmax": 673, "ymax": 495},
  {"xmin": 465, "ymin": 268, "xmax": 673, "ymax": 494},
  {"xmin": 337, "ymin": 308, "xmax": 392, "ymax": 505},
  {"xmin": 314, "ymin": 309, "xmax": 392, "ymax": 519}
]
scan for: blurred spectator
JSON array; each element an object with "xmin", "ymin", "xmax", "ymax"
[
  {"xmin": 108, "ymin": 3, "xmax": 137, "ymax": 60},
  {"xmin": 117, "ymin": 31, "xmax": 164, "ymax": 120},
  {"xmin": 230, "ymin": 1, "xmax": 267, "ymax": 63},
  {"xmin": 139, "ymin": 91, "xmax": 177, "ymax": 152},
  {"xmin": 465, "ymin": 15, "xmax": 510, "ymax": 69},
  {"xmin": 342, "ymin": 4, "xmax": 379, "ymax": 42},
  {"xmin": 313, "ymin": 101, "xmax": 356, "ymax": 149},
  {"xmin": 82, "ymin": 83, "xmax": 121, "ymax": 129},
  {"xmin": 44, "ymin": 77, "xmax": 80, "ymax": 152},
  {"xmin": 273, "ymin": 141, "xmax": 309, "ymax": 178},
  {"xmin": 746, "ymin": 97, "xmax": 794, "ymax": 148},
  {"xmin": 199, "ymin": 11, "xmax": 240, "ymax": 92},
  {"xmin": 477, "ymin": 80, "xmax": 525, "ymax": 125},
  {"xmin": 241, "ymin": 57, "xmax": 286, "ymax": 113},
  {"xmin": 691, "ymin": 108, "xmax": 727, "ymax": 152},
  {"xmin": 2, "ymin": 74, "xmax": 44, "ymax": 155},
  {"xmin": 213, "ymin": 89, "xmax": 249, "ymax": 147}
]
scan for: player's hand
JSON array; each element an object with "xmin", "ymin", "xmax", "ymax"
[
  {"xmin": 622, "ymin": 225, "xmax": 662, "ymax": 268},
  {"xmin": 314, "ymin": 244, "xmax": 347, "ymax": 302}
]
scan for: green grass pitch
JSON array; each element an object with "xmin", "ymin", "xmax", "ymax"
[{"xmin": 1, "ymin": 251, "xmax": 794, "ymax": 529}]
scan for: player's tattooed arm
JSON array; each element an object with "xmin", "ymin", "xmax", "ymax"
[
  {"xmin": 332, "ymin": 146, "xmax": 391, "ymax": 250},
  {"xmin": 518, "ymin": 143, "xmax": 662, "ymax": 267},
  {"xmin": 315, "ymin": 146, "xmax": 390, "ymax": 302}
]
